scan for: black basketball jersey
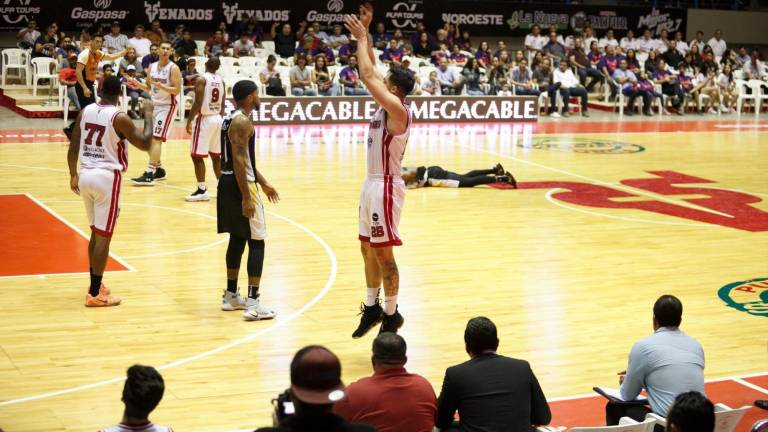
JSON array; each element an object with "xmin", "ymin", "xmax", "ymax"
[{"xmin": 220, "ymin": 110, "xmax": 257, "ymax": 181}]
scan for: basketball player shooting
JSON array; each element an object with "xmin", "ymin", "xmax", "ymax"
[
  {"xmin": 184, "ymin": 57, "xmax": 225, "ymax": 202},
  {"xmin": 217, "ymin": 80, "xmax": 279, "ymax": 321},
  {"xmin": 345, "ymin": 4, "xmax": 416, "ymax": 338},
  {"xmin": 127, "ymin": 41, "xmax": 181, "ymax": 186},
  {"xmin": 67, "ymin": 76, "xmax": 155, "ymax": 307}
]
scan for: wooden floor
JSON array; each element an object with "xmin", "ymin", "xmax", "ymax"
[{"xmin": 0, "ymin": 119, "xmax": 766, "ymax": 431}]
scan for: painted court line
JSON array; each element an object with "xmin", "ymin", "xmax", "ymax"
[
  {"xmin": 734, "ymin": 378, "xmax": 768, "ymax": 395},
  {"xmin": 0, "ymin": 207, "xmax": 339, "ymax": 407}
]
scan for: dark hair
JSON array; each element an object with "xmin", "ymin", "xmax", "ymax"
[
  {"xmin": 135, "ymin": 24, "xmax": 144, "ymax": 31},
  {"xmin": 267, "ymin": 54, "xmax": 276, "ymax": 64},
  {"xmin": 464, "ymin": 317, "xmax": 499, "ymax": 355},
  {"xmin": 205, "ymin": 56, "xmax": 221, "ymax": 71},
  {"xmin": 666, "ymin": 392, "xmax": 714, "ymax": 432},
  {"xmin": 372, "ymin": 332, "xmax": 407, "ymax": 365},
  {"xmin": 102, "ymin": 64, "xmax": 113, "ymax": 72},
  {"xmin": 150, "ymin": 43, "xmax": 158, "ymax": 49},
  {"xmin": 653, "ymin": 295, "xmax": 683, "ymax": 327},
  {"xmin": 122, "ymin": 365, "xmax": 165, "ymax": 419},
  {"xmin": 387, "ymin": 64, "xmax": 415, "ymax": 96},
  {"xmin": 102, "ymin": 76, "xmax": 122, "ymax": 97}
]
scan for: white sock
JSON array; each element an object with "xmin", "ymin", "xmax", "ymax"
[
  {"xmin": 146, "ymin": 164, "xmax": 156, "ymax": 174},
  {"xmin": 383, "ymin": 295, "xmax": 398, "ymax": 315},
  {"xmin": 198, "ymin": 182, "xmax": 207, "ymax": 191},
  {"xmin": 364, "ymin": 287, "xmax": 380, "ymax": 307}
]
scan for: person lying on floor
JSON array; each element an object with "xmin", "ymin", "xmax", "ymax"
[{"xmin": 402, "ymin": 163, "xmax": 517, "ymax": 189}]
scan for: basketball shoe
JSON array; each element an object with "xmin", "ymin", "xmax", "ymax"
[
  {"xmin": 153, "ymin": 167, "xmax": 167, "ymax": 181},
  {"xmin": 131, "ymin": 171, "xmax": 155, "ymax": 186},
  {"xmin": 379, "ymin": 308, "xmax": 404, "ymax": 334},
  {"xmin": 185, "ymin": 188, "xmax": 210, "ymax": 202},
  {"xmin": 85, "ymin": 285, "xmax": 121, "ymax": 307},
  {"xmin": 221, "ymin": 289, "xmax": 248, "ymax": 311},
  {"xmin": 352, "ymin": 300, "xmax": 384, "ymax": 338},
  {"xmin": 243, "ymin": 296, "xmax": 276, "ymax": 321}
]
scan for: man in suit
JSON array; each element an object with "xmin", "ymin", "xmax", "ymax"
[{"xmin": 435, "ymin": 317, "xmax": 551, "ymax": 432}]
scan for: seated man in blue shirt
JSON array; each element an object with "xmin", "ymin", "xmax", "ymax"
[
  {"xmin": 612, "ymin": 59, "xmax": 652, "ymax": 116},
  {"xmin": 607, "ymin": 295, "xmax": 705, "ymax": 427}
]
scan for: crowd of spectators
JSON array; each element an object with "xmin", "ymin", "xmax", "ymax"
[
  {"xmin": 91, "ymin": 295, "xmax": 763, "ymax": 432},
  {"xmin": 10, "ymin": 16, "xmax": 768, "ymax": 118}
]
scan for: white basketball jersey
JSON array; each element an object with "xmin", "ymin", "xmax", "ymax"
[
  {"xmin": 149, "ymin": 61, "xmax": 176, "ymax": 107},
  {"xmin": 366, "ymin": 105, "xmax": 411, "ymax": 177},
  {"xmin": 79, "ymin": 103, "xmax": 127, "ymax": 172},
  {"xmin": 200, "ymin": 72, "xmax": 224, "ymax": 116},
  {"xmin": 100, "ymin": 423, "xmax": 173, "ymax": 432}
]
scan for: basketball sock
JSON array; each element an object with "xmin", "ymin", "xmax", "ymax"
[
  {"xmin": 383, "ymin": 295, "xmax": 398, "ymax": 315},
  {"xmin": 198, "ymin": 182, "xmax": 207, "ymax": 191},
  {"xmin": 89, "ymin": 274, "xmax": 102, "ymax": 297},
  {"xmin": 364, "ymin": 287, "xmax": 380, "ymax": 307},
  {"xmin": 226, "ymin": 279, "xmax": 237, "ymax": 294},
  {"xmin": 248, "ymin": 285, "xmax": 259, "ymax": 300},
  {"xmin": 146, "ymin": 164, "xmax": 156, "ymax": 174}
]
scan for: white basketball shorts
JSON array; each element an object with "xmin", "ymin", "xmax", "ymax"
[{"xmin": 358, "ymin": 176, "xmax": 405, "ymax": 248}]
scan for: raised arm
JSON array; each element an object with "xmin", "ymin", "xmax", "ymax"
[
  {"xmin": 103, "ymin": 48, "xmax": 128, "ymax": 62},
  {"xmin": 185, "ymin": 75, "xmax": 206, "ymax": 134},
  {"xmin": 114, "ymin": 101, "xmax": 154, "ymax": 151},
  {"xmin": 229, "ymin": 114, "xmax": 256, "ymax": 218}
]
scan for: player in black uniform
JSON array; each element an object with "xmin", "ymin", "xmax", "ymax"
[
  {"xmin": 402, "ymin": 163, "xmax": 517, "ymax": 189},
  {"xmin": 217, "ymin": 80, "xmax": 280, "ymax": 321}
]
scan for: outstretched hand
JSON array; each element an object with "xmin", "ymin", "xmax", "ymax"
[
  {"xmin": 359, "ymin": 4, "xmax": 373, "ymax": 28},
  {"xmin": 344, "ymin": 14, "xmax": 367, "ymax": 42}
]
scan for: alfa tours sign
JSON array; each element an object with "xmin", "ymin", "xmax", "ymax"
[{"xmin": 247, "ymin": 96, "xmax": 539, "ymax": 125}]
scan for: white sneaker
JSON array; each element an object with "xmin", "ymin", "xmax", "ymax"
[
  {"xmin": 243, "ymin": 297, "xmax": 276, "ymax": 321},
  {"xmin": 185, "ymin": 188, "xmax": 210, "ymax": 202},
  {"xmin": 221, "ymin": 289, "xmax": 248, "ymax": 311},
  {"xmin": 550, "ymin": 112, "xmax": 561, "ymax": 118},
  {"xmin": 708, "ymin": 108, "xmax": 718, "ymax": 115}
]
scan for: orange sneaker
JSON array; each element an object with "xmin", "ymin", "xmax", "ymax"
[
  {"xmin": 85, "ymin": 285, "xmax": 121, "ymax": 307},
  {"xmin": 100, "ymin": 283, "xmax": 111, "ymax": 295}
]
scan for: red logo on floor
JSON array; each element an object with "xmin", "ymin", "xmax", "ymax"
[{"xmin": 516, "ymin": 171, "xmax": 768, "ymax": 232}]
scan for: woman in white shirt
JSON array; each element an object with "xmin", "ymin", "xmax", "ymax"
[
  {"xmin": 716, "ymin": 64, "xmax": 737, "ymax": 113},
  {"xmin": 691, "ymin": 65, "xmax": 721, "ymax": 114}
]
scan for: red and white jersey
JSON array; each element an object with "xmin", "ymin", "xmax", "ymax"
[
  {"xmin": 100, "ymin": 423, "xmax": 173, "ymax": 432},
  {"xmin": 200, "ymin": 72, "xmax": 224, "ymax": 116},
  {"xmin": 78, "ymin": 103, "xmax": 127, "ymax": 172},
  {"xmin": 366, "ymin": 105, "xmax": 412, "ymax": 177},
  {"xmin": 148, "ymin": 60, "xmax": 177, "ymax": 107}
]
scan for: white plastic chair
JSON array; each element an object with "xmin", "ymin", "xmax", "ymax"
[
  {"xmin": 31, "ymin": 57, "xmax": 58, "ymax": 96},
  {"xmin": 189, "ymin": 56, "xmax": 207, "ymax": 74},
  {"xmin": 2, "ymin": 48, "xmax": 31, "ymax": 86},
  {"xmin": 237, "ymin": 56, "xmax": 259, "ymax": 78},
  {"xmin": 261, "ymin": 41, "xmax": 275, "ymax": 53},
  {"xmin": 220, "ymin": 56, "xmax": 238, "ymax": 70},
  {"xmin": 735, "ymin": 79, "xmax": 756, "ymax": 115},
  {"xmin": 748, "ymin": 79, "xmax": 768, "ymax": 115},
  {"xmin": 194, "ymin": 40, "xmax": 206, "ymax": 56},
  {"xmin": 537, "ymin": 416, "xmax": 656, "ymax": 432},
  {"xmin": 648, "ymin": 403, "xmax": 751, "ymax": 432},
  {"xmin": 59, "ymin": 84, "xmax": 71, "ymax": 122}
]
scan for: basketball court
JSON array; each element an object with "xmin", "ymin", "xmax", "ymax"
[{"xmin": 0, "ymin": 115, "xmax": 766, "ymax": 431}]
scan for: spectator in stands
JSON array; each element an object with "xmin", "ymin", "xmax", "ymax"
[
  {"xmin": 328, "ymin": 24, "xmax": 349, "ymax": 49},
  {"xmin": 290, "ymin": 55, "xmax": 317, "ymax": 97},
  {"xmin": 496, "ymin": 83, "xmax": 512, "ymax": 97},
  {"xmin": 141, "ymin": 44, "xmax": 159, "ymax": 70},
  {"xmin": 100, "ymin": 365, "xmax": 171, "ymax": 432},
  {"xmin": 613, "ymin": 58, "xmax": 651, "ymax": 116},
  {"xmin": 272, "ymin": 22, "xmax": 300, "ymax": 59},
  {"xmin": 312, "ymin": 40, "xmax": 335, "ymax": 65},
  {"xmin": 542, "ymin": 32, "xmax": 566, "ymax": 67},
  {"xmin": 450, "ymin": 45, "xmax": 467, "ymax": 67},
  {"xmin": 205, "ymin": 30, "xmax": 227, "ymax": 57},
  {"xmin": 532, "ymin": 58, "xmax": 553, "ymax": 108},
  {"xmin": 598, "ymin": 45, "xmax": 621, "ymax": 100},
  {"xmin": 707, "ymin": 30, "xmax": 727, "ymax": 59},
  {"xmin": 119, "ymin": 46, "xmax": 143, "ymax": 77},
  {"xmin": 688, "ymin": 43, "xmax": 701, "ymax": 65},
  {"xmin": 32, "ymin": 25, "xmax": 57, "ymax": 58},
  {"xmin": 436, "ymin": 57, "xmax": 462, "ymax": 95},
  {"xmin": 587, "ymin": 40, "xmax": 602, "ymax": 67},
  {"xmin": 372, "ymin": 22, "xmax": 390, "ymax": 50},
  {"xmin": 123, "ymin": 65, "xmax": 149, "ymax": 119},
  {"xmin": 492, "ymin": 40, "xmax": 507, "ymax": 59},
  {"xmin": 637, "ymin": 71, "xmax": 666, "ymax": 114},
  {"xmin": 57, "ymin": 41, "xmax": 79, "ymax": 69},
  {"xmin": 260, "ymin": 55, "xmax": 286, "ymax": 96},
  {"xmin": 653, "ymin": 59, "xmax": 685, "ymax": 114},
  {"xmin": 552, "ymin": 60, "xmax": 589, "ymax": 117},
  {"xmin": 525, "ymin": 24, "xmax": 546, "ymax": 54},
  {"xmin": 456, "ymin": 30, "xmax": 472, "ymax": 52},
  {"xmin": 637, "ymin": 30, "xmax": 657, "ymax": 53},
  {"xmin": 432, "ymin": 42, "xmax": 451, "ymax": 66},
  {"xmin": 701, "ymin": 52, "xmax": 719, "ymax": 74},
  {"xmin": 436, "ymin": 317, "xmax": 551, "ymax": 432},
  {"xmin": 734, "ymin": 46, "xmax": 750, "ymax": 68},
  {"xmin": 174, "ymin": 30, "xmax": 198, "ymax": 58},
  {"xmin": 413, "ymin": 32, "xmax": 434, "ymax": 60},
  {"xmin": 129, "ymin": 25, "xmax": 151, "ymax": 58},
  {"xmin": 383, "ymin": 39, "xmax": 404, "ymax": 65},
  {"xmin": 59, "ymin": 54, "xmax": 80, "ymax": 110},
  {"xmin": 657, "ymin": 30, "xmax": 671, "ymax": 53},
  {"xmin": 334, "ymin": 333, "xmax": 436, "ymax": 432},
  {"xmin": 497, "ymin": 50, "xmax": 512, "ymax": 69},
  {"xmin": 510, "ymin": 58, "xmax": 539, "ymax": 96},
  {"xmin": 421, "ymin": 71, "xmax": 441, "ymax": 96},
  {"xmin": 338, "ymin": 39, "xmax": 356, "ymax": 66},
  {"xmin": 484, "ymin": 56, "xmax": 505, "ymax": 95},
  {"xmin": 570, "ymin": 37, "xmax": 602, "ymax": 93},
  {"xmin": 233, "ymin": 33, "xmax": 256, "ymax": 58},
  {"xmin": 181, "ymin": 59, "xmax": 199, "ymax": 95},
  {"xmin": 666, "ymin": 392, "xmax": 715, "ymax": 432},
  {"xmin": 580, "ymin": 26, "xmax": 597, "ymax": 53},
  {"xmin": 717, "ymin": 64, "xmax": 737, "ymax": 113},
  {"xmin": 461, "ymin": 58, "xmax": 485, "ymax": 96},
  {"xmin": 240, "ymin": 19, "xmax": 263, "ymax": 47},
  {"xmin": 146, "ymin": 20, "xmax": 166, "ymax": 45},
  {"xmin": 17, "ymin": 19, "xmax": 41, "ymax": 50},
  {"xmin": 339, "ymin": 55, "xmax": 368, "ymax": 96},
  {"xmin": 625, "ymin": 49, "xmax": 640, "ymax": 72},
  {"xmin": 313, "ymin": 55, "xmax": 340, "ymax": 97},
  {"xmin": 168, "ymin": 24, "xmax": 184, "ymax": 48},
  {"xmin": 295, "ymin": 35, "xmax": 314, "ymax": 61},
  {"xmin": 607, "ymin": 295, "xmax": 705, "ymax": 425},
  {"xmin": 662, "ymin": 41, "xmax": 684, "ymax": 69},
  {"xmin": 475, "ymin": 41, "xmax": 492, "ymax": 68},
  {"xmin": 743, "ymin": 49, "xmax": 765, "ymax": 80},
  {"xmin": 691, "ymin": 30, "xmax": 706, "ymax": 52},
  {"xmin": 691, "ymin": 65, "xmax": 722, "ymax": 114},
  {"xmin": 255, "ymin": 346, "xmax": 374, "ymax": 432},
  {"xmin": 104, "ymin": 22, "xmax": 128, "ymax": 54},
  {"xmin": 513, "ymin": 50, "xmax": 525, "ymax": 66},
  {"xmin": 673, "ymin": 32, "xmax": 688, "ymax": 55},
  {"xmin": 599, "ymin": 29, "xmax": 619, "ymax": 51},
  {"xmin": 97, "ymin": 64, "xmax": 114, "ymax": 99},
  {"xmin": 620, "ymin": 30, "xmax": 637, "ymax": 51}
]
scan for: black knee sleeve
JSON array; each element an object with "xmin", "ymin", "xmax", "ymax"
[
  {"xmin": 226, "ymin": 235, "xmax": 247, "ymax": 269},
  {"xmin": 247, "ymin": 239, "xmax": 265, "ymax": 278}
]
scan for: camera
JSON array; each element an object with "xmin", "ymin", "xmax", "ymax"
[{"xmin": 271, "ymin": 389, "xmax": 296, "ymax": 426}]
